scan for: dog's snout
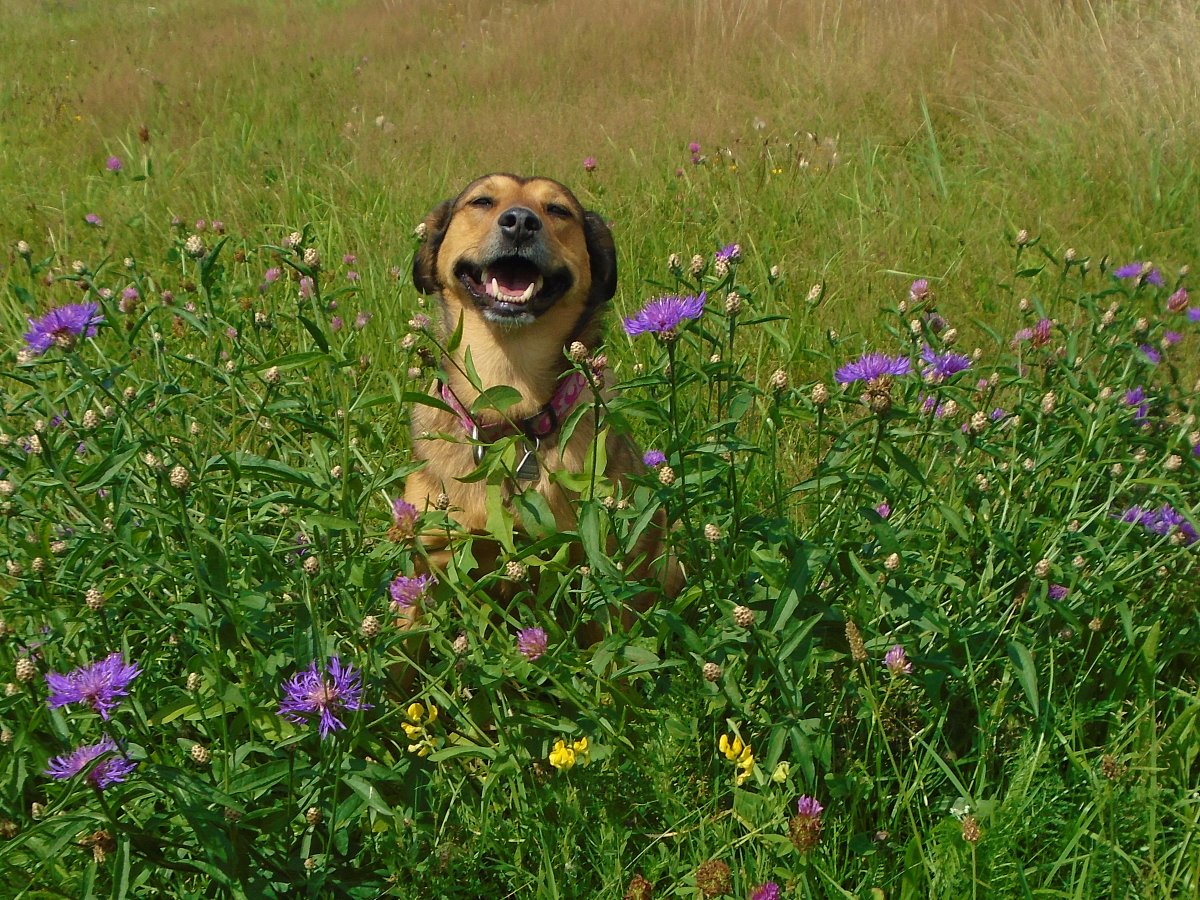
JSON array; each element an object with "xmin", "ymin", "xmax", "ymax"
[{"xmin": 497, "ymin": 206, "xmax": 542, "ymax": 244}]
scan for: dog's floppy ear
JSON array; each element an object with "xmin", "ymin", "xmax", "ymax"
[
  {"xmin": 411, "ymin": 199, "xmax": 455, "ymax": 294},
  {"xmin": 583, "ymin": 211, "xmax": 617, "ymax": 307}
]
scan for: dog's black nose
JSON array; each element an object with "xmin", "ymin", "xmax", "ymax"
[{"xmin": 497, "ymin": 206, "xmax": 542, "ymax": 244}]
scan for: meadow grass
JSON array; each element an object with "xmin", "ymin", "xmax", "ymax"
[{"xmin": 1, "ymin": 1, "xmax": 1199, "ymax": 897}]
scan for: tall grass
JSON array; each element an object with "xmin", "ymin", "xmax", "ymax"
[{"xmin": 1, "ymin": 2, "xmax": 1198, "ymax": 897}]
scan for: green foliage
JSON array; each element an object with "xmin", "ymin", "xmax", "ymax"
[{"xmin": 0, "ymin": 222, "xmax": 1196, "ymax": 899}]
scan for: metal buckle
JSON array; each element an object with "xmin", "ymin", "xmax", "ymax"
[{"xmin": 515, "ymin": 436, "xmax": 541, "ymax": 482}]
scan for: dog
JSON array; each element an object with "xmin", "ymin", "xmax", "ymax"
[{"xmin": 403, "ymin": 173, "xmax": 681, "ymax": 627}]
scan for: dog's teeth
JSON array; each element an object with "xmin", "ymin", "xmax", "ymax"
[
  {"xmin": 489, "ymin": 277, "xmax": 500, "ymax": 299},
  {"xmin": 519, "ymin": 282, "xmax": 535, "ymax": 302}
]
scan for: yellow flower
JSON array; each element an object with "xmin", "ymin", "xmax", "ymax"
[
  {"xmin": 406, "ymin": 702, "xmax": 426, "ymax": 722},
  {"xmin": 771, "ymin": 761, "xmax": 791, "ymax": 784},
  {"xmin": 548, "ymin": 739, "xmax": 576, "ymax": 771},
  {"xmin": 719, "ymin": 733, "xmax": 744, "ymax": 761},
  {"xmin": 720, "ymin": 732, "xmax": 755, "ymax": 784}
]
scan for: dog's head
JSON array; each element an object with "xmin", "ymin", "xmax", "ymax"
[{"xmin": 412, "ymin": 174, "xmax": 616, "ymax": 339}]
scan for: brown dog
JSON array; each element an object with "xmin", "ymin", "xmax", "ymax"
[{"xmin": 404, "ymin": 173, "xmax": 679, "ymax": 622}]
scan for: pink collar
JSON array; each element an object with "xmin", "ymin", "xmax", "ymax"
[{"xmin": 439, "ymin": 371, "xmax": 588, "ymax": 444}]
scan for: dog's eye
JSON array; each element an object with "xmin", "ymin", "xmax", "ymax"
[
  {"xmin": 469, "ymin": 196, "xmax": 494, "ymax": 209},
  {"xmin": 546, "ymin": 203, "xmax": 573, "ymax": 219}
]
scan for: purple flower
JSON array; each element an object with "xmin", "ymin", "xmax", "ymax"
[
  {"xmin": 796, "ymin": 795, "xmax": 824, "ymax": 820},
  {"xmin": 1139, "ymin": 344, "xmax": 1161, "ymax": 364},
  {"xmin": 331, "ymin": 316, "xmax": 344, "ymax": 331},
  {"xmin": 392, "ymin": 498, "xmax": 418, "ymax": 534},
  {"xmin": 299, "ymin": 276, "xmax": 315, "ymax": 299},
  {"xmin": 517, "ymin": 626, "xmax": 548, "ymax": 661},
  {"xmin": 263, "ymin": 267, "xmax": 282, "ymax": 284},
  {"xmin": 1048, "ymin": 584, "xmax": 1068, "ymax": 601},
  {"xmin": 390, "ymin": 574, "xmax": 434, "ymax": 609},
  {"xmin": 354, "ymin": 311, "xmax": 373, "ymax": 330},
  {"xmin": 1189, "ymin": 308, "xmax": 1200, "ymax": 323},
  {"xmin": 343, "ymin": 254, "xmax": 357, "ymax": 265},
  {"xmin": 883, "ymin": 644, "xmax": 912, "ymax": 676},
  {"xmin": 920, "ymin": 345, "xmax": 972, "ymax": 380},
  {"xmin": 835, "ymin": 352, "xmax": 911, "ymax": 385},
  {"xmin": 1167, "ymin": 287, "xmax": 1189, "ymax": 313},
  {"xmin": 1114, "ymin": 261, "xmax": 1164, "ymax": 286},
  {"xmin": 1125, "ymin": 386, "xmax": 1150, "ymax": 423},
  {"xmin": 715, "ymin": 243, "xmax": 741, "ymax": 264},
  {"xmin": 105, "ymin": 156, "xmax": 122, "ymax": 173},
  {"xmin": 582, "ymin": 156, "xmax": 597, "ymax": 172},
  {"xmin": 623, "ymin": 292, "xmax": 706, "ymax": 338},
  {"xmin": 45, "ymin": 736, "xmax": 137, "ymax": 790},
  {"xmin": 875, "ymin": 501, "xmax": 891, "ymax": 518},
  {"xmin": 750, "ymin": 883, "xmax": 781, "ymax": 900},
  {"xmin": 347, "ymin": 270, "xmax": 360, "ymax": 282},
  {"xmin": 688, "ymin": 141, "xmax": 701, "ymax": 155},
  {"xmin": 45, "ymin": 652, "xmax": 141, "ymax": 721},
  {"xmin": 24, "ymin": 302, "xmax": 104, "ymax": 355},
  {"xmin": 278, "ymin": 657, "xmax": 370, "ymax": 738},
  {"xmin": 910, "ymin": 279, "xmax": 930, "ymax": 302},
  {"xmin": 1120, "ymin": 504, "xmax": 1198, "ymax": 544},
  {"xmin": 84, "ymin": 213, "xmax": 103, "ymax": 228},
  {"xmin": 642, "ymin": 449, "xmax": 666, "ymax": 468},
  {"xmin": 1163, "ymin": 330, "xmax": 1182, "ymax": 347}
]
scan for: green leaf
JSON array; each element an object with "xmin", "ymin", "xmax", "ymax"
[
  {"xmin": 342, "ymin": 774, "xmax": 395, "ymax": 818},
  {"xmin": 298, "ymin": 315, "xmax": 330, "ymax": 352},
  {"xmin": 1006, "ymin": 640, "xmax": 1040, "ymax": 717}
]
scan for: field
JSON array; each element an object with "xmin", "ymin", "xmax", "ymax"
[{"xmin": 1, "ymin": 0, "xmax": 1198, "ymax": 897}]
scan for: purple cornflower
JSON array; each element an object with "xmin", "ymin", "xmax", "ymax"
[
  {"xmin": 1139, "ymin": 344, "xmax": 1161, "ymax": 364},
  {"xmin": 354, "ymin": 311, "xmax": 372, "ymax": 330},
  {"xmin": 1114, "ymin": 262, "xmax": 1164, "ymax": 286},
  {"xmin": 1189, "ymin": 308, "xmax": 1200, "ymax": 323},
  {"xmin": 582, "ymin": 156, "xmax": 597, "ymax": 172},
  {"xmin": 1167, "ymin": 287, "xmax": 1189, "ymax": 313},
  {"xmin": 46, "ymin": 652, "xmax": 140, "ymax": 721},
  {"xmin": 24, "ymin": 302, "xmax": 104, "ymax": 355},
  {"xmin": 715, "ymin": 243, "xmax": 741, "ymax": 264},
  {"xmin": 45, "ymin": 736, "xmax": 137, "ymax": 790},
  {"xmin": 105, "ymin": 156, "xmax": 122, "ymax": 173},
  {"xmin": 1125, "ymin": 386, "xmax": 1150, "ymax": 423},
  {"xmin": 883, "ymin": 645, "xmax": 912, "ymax": 676},
  {"xmin": 291, "ymin": 532, "xmax": 311, "ymax": 560},
  {"xmin": 84, "ymin": 213, "xmax": 103, "ymax": 227},
  {"xmin": 920, "ymin": 345, "xmax": 972, "ymax": 380},
  {"xmin": 910, "ymin": 279, "xmax": 930, "ymax": 302},
  {"xmin": 835, "ymin": 351, "xmax": 911, "ymax": 385},
  {"xmin": 688, "ymin": 141, "xmax": 701, "ymax": 155},
  {"xmin": 642, "ymin": 449, "xmax": 666, "ymax": 468},
  {"xmin": 1163, "ymin": 330, "xmax": 1182, "ymax": 347},
  {"xmin": 278, "ymin": 657, "xmax": 370, "ymax": 738},
  {"xmin": 517, "ymin": 626, "xmax": 548, "ymax": 661},
  {"xmin": 876, "ymin": 501, "xmax": 891, "ymax": 519},
  {"xmin": 623, "ymin": 292, "xmax": 706, "ymax": 339},
  {"xmin": 390, "ymin": 573, "xmax": 434, "ymax": 609},
  {"xmin": 750, "ymin": 883, "xmax": 781, "ymax": 900},
  {"xmin": 923, "ymin": 311, "xmax": 946, "ymax": 333},
  {"xmin": 346, "ymin": 270, "xmax": 360, "ymax": 282},
  {"xmin": 343, "ymin": 254, "xmax": 357, "ymax": 265},
  {"xmin": 263, "ymin": 267, "xmax": 282, "ymax": 284},
  {"xmin": 1120, "ymin": 504, "xmax": 1198, "ymax": 544},
  {"xmin": 331, "ymin": 316, "xmax": 344, "ymax": 331},
  {"xmin": 1048, "ymin": 584, "xmax": 1068, "ymax": 601}
]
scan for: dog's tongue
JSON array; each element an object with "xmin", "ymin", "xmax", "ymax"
[{"xmin": 486, "ymin": 259, "xmax": 541, "ymax": 299}]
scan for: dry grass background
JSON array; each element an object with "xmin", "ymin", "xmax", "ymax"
[{"xmin": 3, "ymin": 0, "xmax": 1199, "ymax": 344}]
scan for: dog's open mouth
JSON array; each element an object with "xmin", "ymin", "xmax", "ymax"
[{"xmin": 456, "ymin": 256, "xmax": 572, "ymax": 322}]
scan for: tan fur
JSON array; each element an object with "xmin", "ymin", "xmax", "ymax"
[{"xmin": 404, "ymin": 174, "xmax": 680, "ymax": 620}]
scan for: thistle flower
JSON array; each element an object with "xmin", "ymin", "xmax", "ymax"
[
  {"xmin": 750, "ymin": 883, "xmax": 781, "ymax": 900},
  {"xmin": 105, "ymin": 156, "xmax": 122, "ymax": 173},
  {"xmin": 582, "ymin": 155, "xmax": 597, "ymax": 172},
  {"xmin": 517, "ymin": 626, "xmax": 548, "ymax": 661},
  {"xmin": 84, "ymin": 213, "xmax": 103, "ymax": 227},
  {"xmin": 1048, "ymin": 584, "xmax": 1068, "ymax": 601},
  {"xmin": 642, "ymin": 449, "xmax": 666, "ymax": 468},
  {"xmin": 46, "ymin": 652, "xmax": 140, "ymax": 720},
  {"xmin": 1114, "ymin": 261, "xmax": 1164, "ymax": 286},
  {"xmin": 277, "ymin": 657, "xmax": 370, "ymax": 738},
  {"xmin": 1124, "ymin": 386, "xmax": 1150, "ymax": 423},
  {"xmin": 909, "ymin": 278, "xmax": 930, "ymax": 302},
  {"xmin": 45, "ymin": 736, "xmax": 136, "ymax": 790},
  {"xmin": 623, "ymin": 293, "xmax": 706, "ymax": 339},
  {"xmin": 714, "ymin": 243, "xmax": 741, "ymax": 264},
  {"xmin": 390, "ymin": 574, "xmax": 434, "ymax": 609},
  {"xmin": 835, "ymin": 352, "xmax": 910, "ymax": 385},
  {"xmin": 23, "ymin": 302, "xmax": 104, "ymax": 354}
]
